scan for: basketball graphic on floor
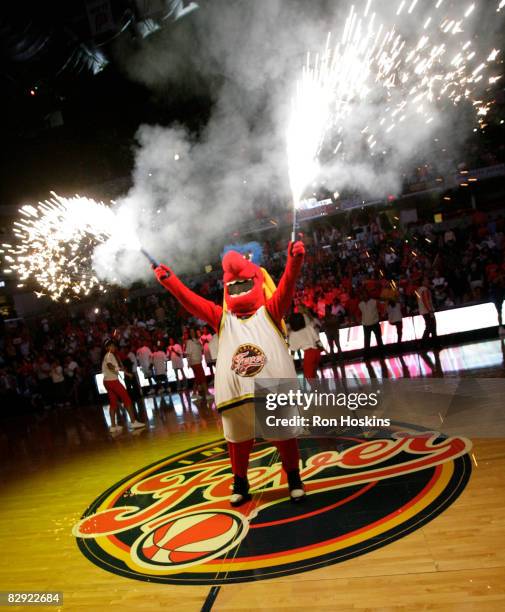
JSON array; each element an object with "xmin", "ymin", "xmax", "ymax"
[{"xmin": 133, "ymin": 511, "xmax": 247, "ymax": 568}]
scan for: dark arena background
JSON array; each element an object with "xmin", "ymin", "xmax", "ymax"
[{"xmin": 1, "ymin": 1, "xmax": 505, "ymax": 610}]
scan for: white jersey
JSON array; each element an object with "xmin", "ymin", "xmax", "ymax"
[
  {"xmin": 200, "ymin": 333, "xmax": 214, "ymax": 362},
  {"xmin": 185, "ymin": 339, "xmax": 203, "ymax": 366},
  {"xmin": 288, "ymin": 316, "xmax": 320, "ymax": 352},
  {"xmin": 387, "ymin": 303, "xmax": 403, "ymax": 323},
  {"xmin": 417, "ymin": 286, "xmax": 433, "ymax": 315},
  {"xmin": 215, "ymin": 306, "xmax": 296, "ymax": 412},
  {"xmin": 208, "ymin": 334, "xmax": 219, "ymax": 361},
  {"xmin": 167, "ymin": 344, "xmax": 184, "ymax": 369},
  {"xmin": 359, "ymin": 299, "xmax": 379, "ymax": 325},
  {"xmin": 102, "ymin": 352, "xmax": 119, "ymax": 381},
  {"xmin": 151, "ymin": 350, "xmax": 167, "ymax": 376},
  {"xmin": 136, "ymin": 346, "xmax": 152, "ymax": 371}
]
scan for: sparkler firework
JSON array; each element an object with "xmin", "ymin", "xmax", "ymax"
[
  {"xmin": 3, "ymin": 0, "xmax": 504, "ymax": 302},
  {"xmin": 287, "ymin": 0, "xmax": 503, "ymax": 215},
  {"xmin": 3, "ymin": 194, "xmax": 140, "ymax": 302}
]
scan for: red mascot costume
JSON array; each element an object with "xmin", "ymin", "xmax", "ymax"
[{"xmin": 153, "ymin": 240, "xmax": 306, "ymax": 507}]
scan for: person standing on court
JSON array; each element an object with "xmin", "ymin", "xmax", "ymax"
[
  {"xmin": 185, "ymin": 328, "xmax": 213, "ymax": 401},
  {"xmin": 323, "ymin": 302, "xmax": 343, "ymax": 359},
  {"xmin": 167, "ymin": 337, "xmax": 187, "ymax": 391},
  {"xmin": 358, "ymin": 289, "xmax": 383, "ymax": 355},
  {"xmin": 417, "ymin": 277, "xmax": 437, "ymax": 343},
  {"xmin": 122, "ymin": 350, "xmax": 143, "ymax": 415},
  {"xmin": 288, "ymin": 311, "xmax": 322, "ymax": 380},
  {"xmin": 136, "ymin": 342, "xmax": 155, "ymax": 392},
  {"xmin": 200, "ymin": 325, "xmax": 216, "ymax": 375},
  {"xmin": 151, "ymin": 343, "xmax": 169, "ymax": 395},
  {"xmin": 387, "ymin": 298, "xmax": 404, "ymax": 344},
  {"xmin": 102, "ymin": 339, "xmax": 145, "ymax": 433}
]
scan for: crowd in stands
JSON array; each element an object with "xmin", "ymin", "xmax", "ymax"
[
  {"xmin": 290, "ymin": 209, "xmax": 505, "ymax": 323},
  {"xmin": 1, "ymin": 207, "xmax": 504, "ymax": 411}
]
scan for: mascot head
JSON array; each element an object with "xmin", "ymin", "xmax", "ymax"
[
  {"xmin": 222, "ymin": 251, "xmax": 265, "ymax": 315},
  {"xmin": 223, "ymin": 251, "xmax": 275, "ymax": 316},
  {"xmin": 222, "ymin": 242, "xmax": 280, "ymax": 317}
]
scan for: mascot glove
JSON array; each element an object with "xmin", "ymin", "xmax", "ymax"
[
  {"xmin": 288, "ymin": 240, "xmax": 305, "ymax": 259},
  {"xmin": 154, "ymin": 264, "xmax": 173, "ymax": 287}
]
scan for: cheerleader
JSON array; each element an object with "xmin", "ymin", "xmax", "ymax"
[
  {"xmin": 102, "ymin": 339, "xmax": 145, "ymax": 433},
  {"xmin": 288, "ymin": 308, "xmax": 322, "ymax": 380}
]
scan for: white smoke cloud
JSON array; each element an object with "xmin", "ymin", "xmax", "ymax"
[{"xmin": 93, "ymin": 0, "xmax": 503, "ymax": 284}]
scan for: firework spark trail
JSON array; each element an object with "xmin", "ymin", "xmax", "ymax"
[
  {"xmin": 3, "ymin": 194, "xmax": 140, "ymax": 302},
  {"xmin": 287, "ymin": 0, "xmax": 503, "ymax": 209},
  {"xmin": 286, "ymin": 33, "xmax": 337, "ymax": 211},
  {"xmin": 4, "ymin": 0, "xmax": 504, "ymax": 301}
]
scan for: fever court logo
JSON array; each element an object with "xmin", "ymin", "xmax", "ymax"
[{"xmin": 74, "ymin": 431, "xmax": 472, "ymax": 584}]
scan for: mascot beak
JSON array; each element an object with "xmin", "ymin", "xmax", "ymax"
[{"xmin": 222, "ymin": 251, "xmax": 264, "ymax": 312}]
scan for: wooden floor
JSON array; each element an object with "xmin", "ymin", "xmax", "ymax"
[{"xmin": 1, "ymin": 342, "xmax": 505, "ymax": 611}]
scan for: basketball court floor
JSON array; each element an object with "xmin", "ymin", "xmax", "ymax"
[{"xmin": 1, "ymin": 338, "xmax": 505, "ymax": 610}]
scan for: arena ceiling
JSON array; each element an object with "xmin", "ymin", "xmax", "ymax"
[{"xmin": 0, "ymin": 1, "xmax": 199, "ymax": 82}]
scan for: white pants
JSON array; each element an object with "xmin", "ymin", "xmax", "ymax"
[
  {"xmin": 221, "ymin": 403, "xmax": 255, "ymax": 443},
  {"xmin": 221, "ymin": 402, "xmax": 305, "ymax": 442}
]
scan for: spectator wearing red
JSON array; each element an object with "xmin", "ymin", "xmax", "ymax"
[
  {"xmin": 288, "ymin": 311, "xmax": 322, "ymax": 379},
  {"xmin": 185, "ymin": 328, "xmax": 212, "ymax": 401},
  {"xmin": 102, "ymin": 339, "xmax": 145, "ymax": 433}
]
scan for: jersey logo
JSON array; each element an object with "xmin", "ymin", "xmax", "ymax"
[{"xmin": 231, "ymin": 343, "xmax": 266, "ymax": 377}]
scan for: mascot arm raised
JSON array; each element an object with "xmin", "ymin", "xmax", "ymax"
[
  {"xmin": 266, "ymin": 240, "xmax": 305, "ymax": 326},
  {"xmin": 153, "ymin": 265, "xmax": 223, "ymax": 332}
]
